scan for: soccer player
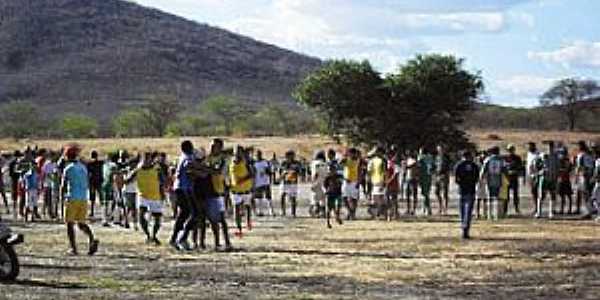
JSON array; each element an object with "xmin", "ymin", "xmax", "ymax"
[
  {"xmin": 253, "ymin": 150, "xmax": 274, "ymax": 217},
  {"xmin": 535, "ymin": 141, "xmax": 559, "ymax": 219},
  {"xmin": 122, "ymin": 158, "xmax": 139, "ymax": 230},
  {"xmin": 323, "ymin": 163, "xmax": 343, "ymax": 228},
  {"xmin": 60, "ymin": 146, "xmax": 99, "ymax": 256},
  {"xmin": 367, "ymin": 147, "xmax": 387, "ymax": 219},
  {"xmin": 101, "ymin": 153, "xmax": 118, "ymax": 227},
  {"xmin": 309, "ymin": 151, "xmax": 328, "ymax": 218},
  {"xmin": 171, "ymin": 141, "xmax": 200, "ymax": 251},
  {"xmin": 280, "ymin": 150, "xmax": 301, "ymax": 217},
  {"xmin": 23, "ymin": 161, "xmax": 39, "ymax": 222},
  {"xmin": 130, "ymin": 152, "xmax": 163, "ymax": 245},
  {"xmin": 229, "ymin": 145, "xmax": 255, "ymax": 236},
  {"xmin": 340, "ymin": 148, "xmax": 361, "ymax": 220},
  {"xmin": 454, "ymin": 150, "xmax": 480, "ymax": 239},
  {"xmin": 504, "ymin": 144, "xmax": 523, "ymax": 216},
  {"xmin": 207, "ymin": 138, "xmax": 233, "ymax": 251}
]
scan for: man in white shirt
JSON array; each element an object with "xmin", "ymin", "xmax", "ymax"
[
  {"xmin": 253, "ymin": 150, "xmax": 274, "ymax": 217},
  {"xmin": 526, "ymin": 142, "xmax": 540, "ymax": 215}
]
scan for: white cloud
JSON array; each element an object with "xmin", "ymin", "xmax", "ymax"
[
  {"xmin": 528, "ymin": 41, "xmax": 600, "ymax": 69},
  {"xmin": 496, "ymin": 75, "xmax": 557, "ymax": 98}
]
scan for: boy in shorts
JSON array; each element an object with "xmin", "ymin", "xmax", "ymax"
[
  {"xmin": 60, "ymin": 146, "xmax": 99, "ymax": 256},
  {"xmin": 229, "ymin": 146, "xmax": 255, "ymax": 237},
  {"xmin": 280, "ymin": 150, "xmax": 302, "ymax": 217},
  {"xmin": 323, "ymin": 163, "xmax": 343, "ymax": 228},
  {"xmin": 130, "ymin": 152, "xmax": 164, "ymax": 245}
]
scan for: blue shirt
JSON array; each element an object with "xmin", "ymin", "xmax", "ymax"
[
  {"xmin": 24, "ymin": 169, "xmax": 38, "ymax": 190},
  {"xmin": 63, "ymin": 161, "xmax": 89, "ymax": 201},
  {"xmin": 174, "ymin": 153, "xmax": 194, "ymax": 191}
]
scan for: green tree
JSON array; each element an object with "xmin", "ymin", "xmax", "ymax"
[
  {"xmin": 294, "ymin": 54, "xmax": 484, "ymax": 150},
  {"xmin": 0, "ymin": 101, "xmax": 44, "ymax": 138},
  {"xmin": 59, "ymin": 114, "xmax": 99, "ymax": 138},
  {"xmin": 141, "ymin": 95, "xmax": 183, "ymax": 137},
  {"xmin": 111, "ymin": 108, "xmax": 151, "ymax": 137},
  {"xmin": 199, "ymin": 96, "xmax": 250, "ymax": 135},
  {"xmin": 540, "ymin": 78, "xmax": 600, "ymax": 131},
  {"xmin": 294, "ymin": 59, "xmax": 386, "ymax": 144}
]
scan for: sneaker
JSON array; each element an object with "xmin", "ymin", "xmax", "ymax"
[
  {"xmin": 88, "ymin": 240, "xmax": 99, "ymax": 256},
  {"xmin": 66, "ymin": 249, "xmax": 78, "ymax": 256},
  {"xmin": 152, "ymin": 238, "xmax": 161, "ymax": 246},
  {"xmin": 102, "ymin": 222, "xmax": 111, "ymax": 227},
  {"xmin": 176, "ymin": 240, "xmax": 193, "ymax": 251},
  {"xmin": 548, "ymin": 213, "xmax": 554, "ymax": 219}
]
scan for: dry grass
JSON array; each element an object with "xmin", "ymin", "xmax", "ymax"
[{"xmin": 2, "ymin": 183, "xmax": 600, "ymax": 299}]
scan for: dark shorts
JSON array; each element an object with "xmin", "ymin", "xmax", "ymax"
[
  {"xmin": 539, "ymin": 179, "xmax": 557, "ymax": 192},
  {"xmin": 488, "ymin": 185, "xmax": 501, "ymax": 198},
  {"xmin": 327, "ymin": 194, "xmax": 342, "ymax": 210},
  {"xmin": 205, "ymin": 197, "xmax": 222, "ymax": 223},
  {"xmin": 254, "ymin": 185, "xmax": 271, "ymax": 199},
  {"xmin": 101, "ymin": 185, "xmax": 113, "ymax": 204},
  {"xmin": 124, "ymin": 193, "xmax": 137, "ymax": 209}
]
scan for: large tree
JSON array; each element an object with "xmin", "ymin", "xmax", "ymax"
[
  {"xmin": 540, "ymin": 78, "xmax": 600, "ymax": 131},
  {"xmin": 294, "ymin": 54, "xmax": 483, "ymax": 150}
]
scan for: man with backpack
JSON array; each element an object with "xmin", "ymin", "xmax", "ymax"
[{"xmin": 479, "ymin": 146, "xmax": 504, "ymax": 220}]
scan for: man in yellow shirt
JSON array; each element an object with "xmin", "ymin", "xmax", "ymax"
[
  {"xmin": 229, "ymin": 145, "xmax": 255, "ymax": 237},
  {"xmin": 128, "ymin": 152, "xmax": 163, "ymax": 245},
  {"xmin": 367, "ymin": 147, "xmax": 387, "ymax": 219},
  {"xmin": 341, "ymin": 148, "xmax": 360, "ymax": 220},
  {"xmin": 280, "ymin": 150, "xmax": 302, "ymax": 217}
]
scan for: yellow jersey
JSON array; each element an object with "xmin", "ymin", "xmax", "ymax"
[
  {"xmin": 368, "ymin": 157, "xmax": 385, "ymax": 186},
  {"xmin": 137, "ymin": 167, "xmax": 161, "ymax": 201},
  {"xmin": 229, "ymin": 158, "xmax": 253, "ymax": 193},
  {"xmin": 343, "ymin": 158, "xmax": 360, "ymax": 182}
]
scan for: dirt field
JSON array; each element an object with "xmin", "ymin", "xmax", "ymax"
[{"xmin": 2, "ymin": 182, "xmax": 600, "ymax": 299}]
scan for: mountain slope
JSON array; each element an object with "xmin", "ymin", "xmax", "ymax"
[{"xmin": 0, "ymin": 0, "xmax": 321, "ymax": 119}]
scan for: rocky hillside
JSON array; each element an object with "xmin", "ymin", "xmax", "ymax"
[{"xmin": 0, "ymin": 0, "xmax": 321, "ymax": 119}]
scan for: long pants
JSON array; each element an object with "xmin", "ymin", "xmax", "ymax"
[
  {"xmin": 172, "ymin": 189, "xmax": 201, "ymax": 244},
  {"xmin": 487, "ymin": 185, "xmax": 501, "ymax": 220},
  {"xmin": 459, "ymin": 193, "xmax": 475, "ymax": 236}
]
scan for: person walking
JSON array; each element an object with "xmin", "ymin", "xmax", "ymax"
[{"xmin": 454, "ymin": 150, "xmax": 480, "ymax": 239}]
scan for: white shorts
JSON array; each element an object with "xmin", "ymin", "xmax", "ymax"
[
  {"xmin": 232, "ymin": 193, "xmax": 252, "ymax": 205},
  {"xmin": 26, "ymin": 189, "xmax": 38, "ymax": 209},
  {"xmin": 342, "ymin": 181, "xmax": 359, "ymax": 199},
  {"xmin": 371, "ymin": 185, "xmax": 386, "ymax": 196},
  {"xmin": 282, "ymin": 184, "xmax": 298, "ymax": 197},
  {"xmin": 139, "ymin": 198, "xmax": 164, "ymax": 214}
]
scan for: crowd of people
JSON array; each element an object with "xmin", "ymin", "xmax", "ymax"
[{"xmin": 1, "ymin": 138, "xmax": 599, "ymax": 254}]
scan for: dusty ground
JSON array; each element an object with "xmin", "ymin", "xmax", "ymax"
[{"xmin": 2, "ymin": 183, "xmax": 600, "ymax": 300}]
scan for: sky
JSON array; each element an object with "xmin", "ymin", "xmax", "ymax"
[{"xmin": 134, "ymin": 0, "xmax": 600, "ymax": 107}]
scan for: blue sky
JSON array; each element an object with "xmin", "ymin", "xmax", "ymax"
[{"xmin": 135, "ymin": 0, "xmax": 600, "ymax": 107}]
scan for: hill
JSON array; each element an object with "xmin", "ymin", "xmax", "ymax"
[{"xmin": 0, "ymin": 0, "xmax": 321, "ymax": 120}]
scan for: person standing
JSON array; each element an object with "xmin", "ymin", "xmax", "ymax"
[
  {"xmin": 87, "ymin": 150, "xmax": 103, "ymax": 218},
  {"xmin": 385, "ymin": 147, "xmax": 401, "ymax": 220},
  {"xmin": 405, "ymin": 150, "xmax": 420, "ymax": 215},
  {"xmin": 557, "ymin": 147, "xmax": 573, "ymax": 214},
  {"xmin": 575, "ymin": 141, "xmax": 595, "ymax": 216},
  {"xmin": 229, "ymin": 145, "xmax": 255, "ymax": 236},
  {"xmin": 309, "ymin": 151, "xmax": 328, "ymax": 218},
  {"xmin": 323, "ymin": 164, "xmax": 344, "ymax": 228},
  {"xmin": 504, "ymin": 144, "xmax": 523, "ymax": 216},
  {"xmin": 101, "ymin": 153, "xmax": 118, "ymax": 227},
  {"xmin": 418, "ymin": 147, "xmax": 434, "ymax": 216},
  {"xmin": 367, "ymin": 147, "xmax": 387, "ymax": 219},
  {"xmin": 433, "ymin": 145, "xmax": 451, "ymax": 215},
  {"xmin": 8, "ymin": 151, "xmax": 23, "ymax": 218},
  {"xmin": 454, "ymin": 151, "xmax": 480, "ymax": 239},
  {"xmin": 279, "ymin": 150, "xmax": 301, "ymax": 218},
  {"xmin": 170, "ymin": 141, "xmax": 198, "ymax": 251},
  {"xmin": 340, "ymin": 148, "xmax": 361, "ymax": 220},
  {"xmin": 206, "ymin": 138, "xmax": 233, "ymax": 251},
  {"xmin": 526, "ymin": 142, "xmax": 540, "ymax": 215},
  {"xmin": 253, "ymin": 150, "xmax": 274, "ymax": 217},
  {"xmin": 131, "ymin": 152, "xmax": 163, "ymax": 245},
  {"xmin": 535, "ymin": 141, "xmax": 559, "ymax": 219},
  {"xmin": 480, "ymin": 146, "xmax": 504, "ymax": 221},
  {"xmin": 60, "ymin": 146, "xmax": 99, "ymax": 256}
]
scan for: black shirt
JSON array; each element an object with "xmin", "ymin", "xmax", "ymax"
[{"xmin": 454, "ymin": 159, "xmax": 480, "ymax": 195}]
